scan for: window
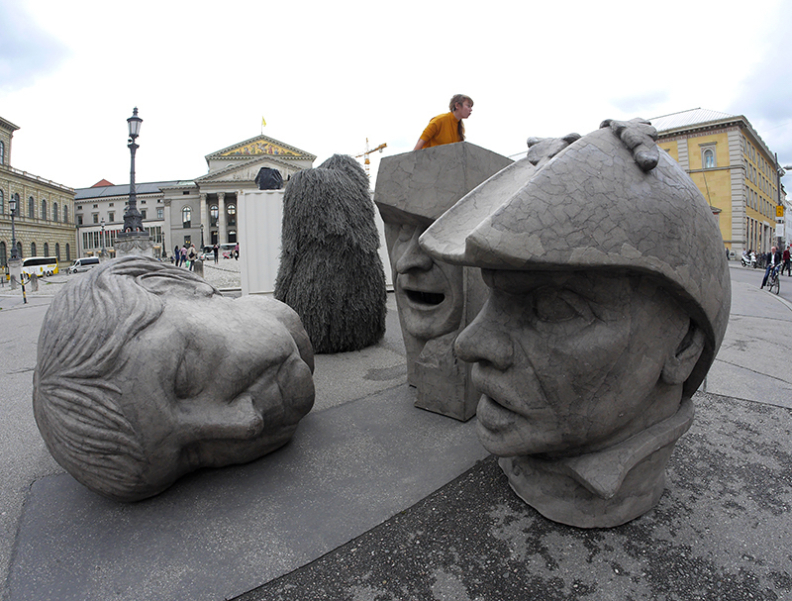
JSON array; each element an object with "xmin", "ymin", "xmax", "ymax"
[
  {"xmin": 66, "ymin": 244, "xmax": 71, "ymax": 261},
  {"xmin": 55, "ymin": 243, "xmax": 60, "ymax": 261},
  {"xmin": 44, "ymin": 243, "xmax": 49, "ymax": 256},
  {"xmin": 93, "ymin": 214, "xmax": 99, "ymax": 224},
  {"xmin": 53, "ymin": 202, "xmax": 58, "ymax": 221},
  {"xmin": 77, "ymin": 214, "xmax": 83, "ymax": 225},
  {"xmin": 210, "ymin": 204, "xmax": 218, "ymax": 226},
  {"xmin": 31, "ymin": 242, "xmax": 36, "ymax": 257},
  {"xmin": 28, "ymin": 196, "xmax": 35, "ymax": 218},
  {"xmin": 64, "ymin": 206, "xmax": 68, "ymax": 223},
  {"xmin": 0, "ymin": 242, "xmax": 5, "ymax": 267},
  {"xmin": 703, "ymin": 149, "xmax": 715, "ymax": 169},
  {"xmin": 182, "ymin": 206, "xmax": 191, "ymax": 228},
  {"xmin": 0, "ymin": 189, "xmax": 3, "ymax": 215},
  {"xmin": 157, "ymin": 207, "xmax": 164, "ymax": 219},
  {"xmin": 108, "ymin": 212, "xmax": 115, "ymax": 222},
  {"xmin": 141, "ymin": 200, "xmax": 146, "ymax": 205},
  {"xmin": 42, "ymin": 199, "xmax": 47, "ymax": 220},
  {"xmin": 14, "ymin": 193, "xmax": 20, "ymax": 217},
  {"xmin": 227, "ymin": 203, "xmax": 236, "ymax": 227},
  {"xmin": 0, "ymin": 141, "xmax": 4, "ymax": 165},
  {"xmin": 141, "ymin": 210, "xmax": 147, "ymax": 219},
  {"xmin": 109, "ymin": 202, "xmax": 114, "ymax": 207}
]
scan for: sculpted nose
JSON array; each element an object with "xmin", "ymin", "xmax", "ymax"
[
  {"xmin": 455, "ymin": 314, "xmax": 514, "ymax": 371},
  {"xmin": 395, "ymin": 230, "xmax": 433, "ymax": 273}
]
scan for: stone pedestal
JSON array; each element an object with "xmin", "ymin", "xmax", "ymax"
[
  {"xmin": 8, "ymin": 258, "xmax": 21, "ymax": 290},
  {"xmin": 114, "ymin": 232, "xmax": 155, "ymax": 259}
]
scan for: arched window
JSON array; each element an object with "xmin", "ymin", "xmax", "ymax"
[
  {"xmin": 66, "ymin": 244, "xmax": 71, "ymax": 261},
  {"xmin": 703, "ymin": 149, "xmax": 715, "ymax": 169},
  {"xmin": 182, "ymin": 206, "xmax": 191, "ymax": 228},
  {"xmin": 42, "ymin": 199, "xmax": 48, "ymax": 220},
  {"xmin": 0, "ymin": 242, "xmax": 6, "ymax": 267},
  {"xmin": 64, "ymin": 205, "xmax": 69, "ymax": 223},
  {"xmin": 227, "ymin": 203, "xmax": 236, "ymax": 227},
  {"xmin": 44, "ymin": 242, "xmax": 49, "ymax": 256},
  {"xmin": 0, "ymin": 141, "xmax": 4, "ymax": 165},
  {"xmin": 13, "ymin": 193, "xmax": 20, "ymax": 217},
  {"xmin": 55, "ymin": 243, "xmax": 60, "ymax": 261},
  {"xmin": 210, "ymin": 204, "xmax": 219, "ymax": 227},
  {"xmin": 53, "ymin": 202, "xmax": 58, "ymax": 221},
  {"xmin": 31, "ymin": 242, "xmax": 37, "ymax": 257},
  {"xmin": 0, "ymin": 189, "xmax": 4, "ymax": 215},
  {"xmin": 28, "ymin": 196, "xmax": 35, "ymax": 218}
]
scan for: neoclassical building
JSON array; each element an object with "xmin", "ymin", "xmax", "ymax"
[
  {"xmin": 652, "ymin": 108, "xmax": 785, "ymax": 255},
  {"xmin": 0, "ymin": 116, "xmax": 76, "ymax": 267},
  {"xmin": 73, "ymin": 134, "xmax": 316, "ymax": 258},
  {"xmin": 161, "ymin": 135, "xmax": 315, "ymax": 250}
]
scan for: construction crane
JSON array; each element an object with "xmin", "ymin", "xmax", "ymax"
[{"xmin": 355, "ymin": 138, "xmax": 387, "ymax": 177}]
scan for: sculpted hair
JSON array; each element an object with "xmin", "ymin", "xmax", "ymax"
[
  {"xmin": 33, "ymin": 256, "xmax": 217, "ymax": 500},
  {"xmin": 449, "ymin": 94, "xmax": 472, "ymax": 141}
]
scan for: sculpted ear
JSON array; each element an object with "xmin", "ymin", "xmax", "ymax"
[{"xmin": 662, "ymin": 321, "xmax": 706, "ymax": 385}]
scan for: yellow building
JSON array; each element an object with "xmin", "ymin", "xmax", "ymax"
[
  {"xmin": 0, "ymin": 116, "xmax": 76, "ymax": 267},
  {"xmin": 652, "ymin": 108, "xmax": 782, "ymax": 256}
]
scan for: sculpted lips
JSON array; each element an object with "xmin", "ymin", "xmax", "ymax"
[{"xmin": 404, "ymin": 288, "xmax": 445, "ymax": 306}]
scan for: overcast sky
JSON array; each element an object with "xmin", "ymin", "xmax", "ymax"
[{"xmin": 2, "ymin": 0, "xmax": 792, "ymax": 193}]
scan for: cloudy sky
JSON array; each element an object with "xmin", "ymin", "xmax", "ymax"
[{"xmin": 2, "ymin": 0, "xmax": 792, "ymax": 193}]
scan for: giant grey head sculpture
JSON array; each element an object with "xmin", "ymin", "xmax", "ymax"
[
  {"xmin": 33, "ymin": 256, "xmax": 315, "ymax": 502},
  {"xmin": 421, "ymin": 120, "xmax": 731, "ymax": 527},
  {"xmin": 374, "ymin": 142, "xmax": 512, "ymax": 421}
]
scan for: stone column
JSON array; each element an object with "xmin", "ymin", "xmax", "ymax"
[
  {"xmin": 218, "ymin": 192, "xmax": 227, "ymax": 245},
  {"xmin": 199, "ymin": 193, "xmax": 208, "ymax": 246}
]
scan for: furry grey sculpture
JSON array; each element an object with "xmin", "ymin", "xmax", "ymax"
[{"xmin": 275, "ymin": 154, "xmax": 386, "ymax": 353}]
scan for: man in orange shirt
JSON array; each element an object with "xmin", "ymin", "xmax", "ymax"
[{"xmin": 414, "ymin": 94, "xmax": 473, "ymax": 150}]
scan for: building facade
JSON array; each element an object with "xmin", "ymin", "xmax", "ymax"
[
  {"xmin": 74, "ymin": 134, "xmax": 315, "ymax": 259},
  {"xmin": 0, "ymin": 116, "xmax": 76, "ymax": 268},
  {"xmin": 74, "ymin": 181, "xmax": 175, "ymax": 258},
  {"xmin": 652, "ymin": 108, "xmax": 785, "ymax": 256},
  {"xmin": 161, "ymin": 135, "xmax": 315, "ymax": 251}
]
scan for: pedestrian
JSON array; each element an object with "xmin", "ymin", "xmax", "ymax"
[
  {"xmin": 783, "ymin": 245, "xmax": 791, "ymax": 277},
  {"xmin": 174, "ymin": 245, "xmax": 181, "ymax": 267},
  {"xmin": 234, "ymin": 243, "xmax": 239, "ymax": 261},
  {"xmin": 187, "ymin": 244, "xmax": 197, "ymax": 271},
  {"xmin": 180, "ymin": 245, "xmax": 188, "ymax": 268},
  {"xmin": 213, "ymin": 243, "xmax": 219, "ymax": 264},
  {"xmin": 413, "ymin": 94, "xmax": 473, "ymax": 151}
]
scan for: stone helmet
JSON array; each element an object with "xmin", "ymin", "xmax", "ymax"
[{"xmin": 421, "ymin": 120, "xmax": 731, "ymax": 397}]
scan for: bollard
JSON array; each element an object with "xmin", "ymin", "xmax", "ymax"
[
  {"xmin": 29, "ymin": 273, "xmax": 39, "ymax": 292},
  {"xmin": 193, "ymin": 259, "xmax": 204, "ymax": 278}
]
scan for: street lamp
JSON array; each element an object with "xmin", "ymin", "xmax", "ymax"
[
  {"xmin": 100, "ymin": 217, "xmax": 106, "ymax": 255},
  {"xmin": 200, "ymin": 223, "xmax": 205, "ymax": 249},
  {"xmin": 121, "ymin": 108, "xmax": 144, "ymax": 235},
  {"xmin": 9, "ymin": 193, "xmax": 18, "ymax": 260}
]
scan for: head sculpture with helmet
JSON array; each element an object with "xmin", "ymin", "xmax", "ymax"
[{"xmin": 420, "ymin": 119, "xmax": 731, "ymax": 528}]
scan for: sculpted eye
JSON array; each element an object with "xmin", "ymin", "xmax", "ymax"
[
  {"xmin": 175, "ymin": 356, "xmax": 191, "ymax": 399},
  {"xmin": 174, "ymin": 353, "xmax": 203, "ymax": 399},
  {"xmin": 533, "ymin": 289, "xmax": 593, "ymax": 324}
]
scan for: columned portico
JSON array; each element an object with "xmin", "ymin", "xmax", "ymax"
[
  {"xmin": 200, "ymin": 193, "xmax": 208, "ymax": 245},
  {"xmin": 218, "ymin": 192, "xmax": 227, "ymax": 245}
]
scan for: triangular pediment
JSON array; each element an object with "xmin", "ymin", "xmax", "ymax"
[
  {"xmin": 206, "ymin": 135, "xmax": 315, "ymax": 162},
  {"xmin": 195, "ymin": 155, "xmax": 298, "ymax": 183}
]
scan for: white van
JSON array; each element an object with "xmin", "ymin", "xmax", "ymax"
[{"xmin": 68, "ymin": 257, "xmax": 101, "ymax": 274}]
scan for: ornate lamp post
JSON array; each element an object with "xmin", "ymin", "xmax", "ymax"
[
  {"xmin": 100, "ymin": 217, "xmax": 106, "ymax": 255},
  {"xmin": 121, "ymin": 108, "xmax": 145, "ymax": 235},
  {"xmin": 9, "ymin": 194, "xmax": 18, "ymax": 260},
  {"xmin": 200, "ymin": 223, "xmax": 205, "ymax": 249}
]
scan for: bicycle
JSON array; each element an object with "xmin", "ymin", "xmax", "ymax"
[{"xmin": 767, "ymin": 265, "xmax": 780, "ymax": 295}]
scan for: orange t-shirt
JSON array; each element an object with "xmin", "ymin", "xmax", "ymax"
[{"xmin": 419, "ymin": 112, "xmax": 461, "ymax": 148}]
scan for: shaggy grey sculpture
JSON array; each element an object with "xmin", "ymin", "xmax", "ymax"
[{"xmin": 275, "ymin": 154, "xmax": 386, "ymax": 353}]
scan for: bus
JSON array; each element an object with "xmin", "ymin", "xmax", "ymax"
[{"xmin": 21, "ymin": 257, "xmax": 59, "ymax": 277}]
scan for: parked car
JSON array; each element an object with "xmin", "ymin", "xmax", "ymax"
[
  {"xmin": 68, "ymin": 257, "xmax": 100, "ymax": 274},
  {"xmin": 220, "ymin": 243, "xmax": 237, "ymax": 259},
  {"xmin": 199, "ymin": 246, "xmax": 214, "ymax": 262}
]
